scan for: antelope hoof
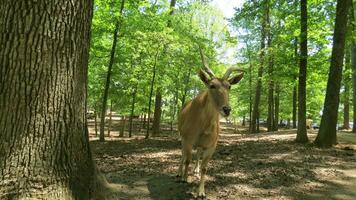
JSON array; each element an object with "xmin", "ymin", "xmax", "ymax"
[
  {"xmin": 194, "ymin": 169, "xmax": 200, "ymax": 177},
  {"xmin": 198, "ymin": 194, "xmax": 206, "ymax": 199}
]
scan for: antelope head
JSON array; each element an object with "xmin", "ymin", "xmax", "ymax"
[{"xmin": 198, "ymin": 47, "xmax": 244, "ymax": 117}]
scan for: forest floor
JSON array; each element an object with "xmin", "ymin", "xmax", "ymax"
[{"xmin": 89, "ymin": 120, "xmax": 356, "ymax": 200}]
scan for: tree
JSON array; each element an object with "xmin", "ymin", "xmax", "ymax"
[
  {"xmin": 251, "ymin": 0, "xmax": 268, "ymax": 133},
  {"xmin": 296, "ymin": 0, "xmax": 309, "ymax": 143},
  {"xmin": 99, "ymin": 0, "xmax": 125, "ymax": 142},
  {"xmin": 0, "ymin": 0, "xmax": 108, "ymax": 198},
  {"xmin": 351, "ymin": 0, "xmax": 356, "ymax": 133},
  {"xmin": 315, "ymin": 0, "xmax": 351, "ymax": 147}
]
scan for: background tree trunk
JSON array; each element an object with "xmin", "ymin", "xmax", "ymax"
[
  {"xmin": 119, "ymin": 116, "xmax": 126, "ymax": 137},
  {"xmin": 296, "ymin": 0, "xmax": 309, "ymax": 143},
  {"xmin": 266, "ymin": 4, "xmax": 274, "ymax": 132},
  {"xmin": 129, "ymin": 86, "xmax": 137, "ymax": 137},
  {"xmin": 152, "ymin": 89, "xmax": 162, "ymax": 136},
  {"xmin": 108, "ymin": 101, "xmax": 113, "ymax": 137},
  {"xmin": 95, "ymin": 110, "xmax": 98, "ymax": 136},
  {"xmin": 0, "ymin": 0, "xmax": 108, "ymax": 198},
  {"xmin": 315, "ymin": 0, "xmax": 351, "ymax": 147},
  {"xmin": 145, "ymin": 50, "xmax": 160, "ymax": 139},
  {"xmin": 251, "ymin": 0, "xmax": 268, "ymax": 133},
  {"xmin": 273, "ymin": 84, "xmax": 280, "ymax": 131},
  {"xmin": 293, "ymin": 38, "xmax": 298, "ymax": 129},
  {"xmin": 99, "ymin": 0, "xmax": 125, "ymax": 142},
  {"xmin": 351, "ymin": 0, "xmax": 356, "ymax": 133},
  {"xmin": 343, "ymin": 45, "xmax": 351, "ymax": 129}
]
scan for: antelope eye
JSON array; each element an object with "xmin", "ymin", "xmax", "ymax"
[{"xmin": 210, "ymin": 84, "xmax": 216, "ymax": 89}]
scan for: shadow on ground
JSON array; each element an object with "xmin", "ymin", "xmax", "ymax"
[{"xmin": 90, "ymin": 130, "xmax": 356, "ymax": 200}]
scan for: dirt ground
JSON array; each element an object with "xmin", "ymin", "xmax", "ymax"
[{"xmin": 89, "ymin": 121, "xmax": 356, "ymax": 200}]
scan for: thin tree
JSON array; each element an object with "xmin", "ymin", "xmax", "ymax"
[
  {"xmin": 315, "ymin": 0, "xmax": 351, "ymax": 147},
  {"xmin": 0, "ymin": 0, "xmax": 109, "ymax": 198},
  {"xmin": 149, "ymin": 0, "xmax": 177, "ymax": 138},
  {"xmin": 351, "ymin": 0, "xmax": 356, "ymax": 133},
  {"xmin": 296, "ymin": 0, "xmax": 309, "ymax": 143},
  {"xmin": 266, "ymin": 2, "xmax": 274, "ymax": 132},
  {"xmin": 251, "ymin": 0, "xmax": 268, "ymax": 133},
  {"xmin": 99, "ymin": 0, "xmax": 125, "ymax": 142},
  {"xmin": 293, "ymin": 38, "xmax": 298, "ymax": 129},
  {"xmin": 343, "ymin": 45, "xmax": 351, "ymax": 129}
]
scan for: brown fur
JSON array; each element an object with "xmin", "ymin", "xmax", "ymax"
[{"xmin": 177, "ymin": 69, "xmax": 243, "ymax": 198}]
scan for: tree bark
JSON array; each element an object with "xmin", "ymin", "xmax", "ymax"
[
  {"xmin": 296, "ymin": 0, "xmax": 309, "ymax": 143},
  {"xmin": 99, "ymin": 0, "xmax": 125, "ymax": 142},
  {"xmin": 0, "ymin": 0, "xmax": 108, "ymax": 198},
  {"xmin": 315, "ymin": 0, "xmax": 351, "ymax": 147},
  {"xmin": 152, "ymin": 89, "xmax": 162, "ymax": 137},
  {"xmin": 251, "ymin": 0, "xmax": 268, "ymax": 133}
]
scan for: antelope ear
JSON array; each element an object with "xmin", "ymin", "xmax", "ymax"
[
  {"xmin": 228, "ymin": 73, "xmax": 244, "ymax": 85},
  {"xmin": 199, "ymin": 69, "xmax": 211, "ymax": 85}
]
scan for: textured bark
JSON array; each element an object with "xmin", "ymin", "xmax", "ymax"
[
  {"xmin": 315, "ymin": 0, "xmax": 351, "ymax": 147},
  {"xmin": 0, "ymin": 0, "xmax": 108, "ymax": 199},
  {"xmin": 251, "ymin": 0, "xmax": 268, "ymax": 133},
  {"xmin": 99, "ymin": 0, "xmax": 125, "ymax": 142},
  {"xmin": 129, "ymin": 86, "xmax": 137, "ymax": 138},
  {"xmin": 296, "ymin": 0, "xmax": 309, "ymax": 143},
  {"xmin": 343, "ymin": 46, "xmax": 351, "ymax": 129},
  {"xmin": 152, "ymin": 89, "xmax": 162, "ymax": 137}
]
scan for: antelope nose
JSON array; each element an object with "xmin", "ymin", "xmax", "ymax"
[{"xmin": 223, "ymin": 106, "xmax": 231, "ymax": 116}]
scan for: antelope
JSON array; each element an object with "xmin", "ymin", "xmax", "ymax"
[{"xmin": 177, "ymin": 47, "xmax": 244, "ymax": 198}]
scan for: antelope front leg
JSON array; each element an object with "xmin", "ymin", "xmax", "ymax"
[
  {"xmin": 182, "ymin": 146, "xmax": 192, "ymax": 182},
  {"xmin": 198, "ymin": 147, "xmax": 215, "ymax": 198},
  {"xmin": 177, "ymin": 148, "xmax": 185, "ymax": 178},
  {"xmin": 194, "ymin": 148, "xmax": 202, "ymax": 177}
]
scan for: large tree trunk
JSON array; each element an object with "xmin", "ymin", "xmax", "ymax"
[
  {"xmin": 0, "ymin": 0, "xmax": 108, "ymax": 198},
  {"xmin": 315, "ymin": 0, "xmax": 351, "ymax": 147},
  {"xmin": 296, "ymin": 0, "xmax": 309, "ymax": 143},
  {"xmin": 99, "ymin": 0, "xmax": 125, "ymax": 142},
  {"xmin": 343, "ymin": 45, "xmax": 351, "ymax": 129},
  {"xmin": 251, "ymin": 0, "xmax": 268, "ymax": 133},
  {"xmin": 152, "ymin": 89, "xmax": 162, "ymax": 137}
]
